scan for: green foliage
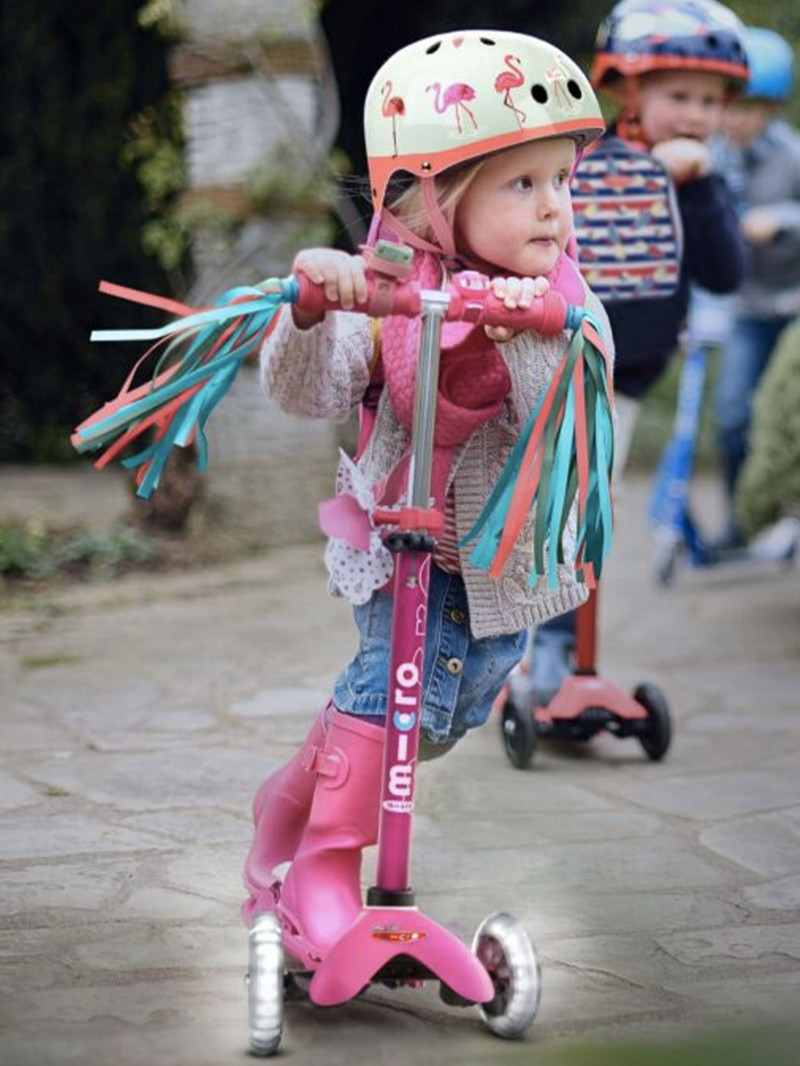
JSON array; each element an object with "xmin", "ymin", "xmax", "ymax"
[
  {"xmin": 121, "ymin": 90, "xmax": 189, "ymax": 273},
  {"xmin": 137, "ymin": 0, "xmax": 184, "ymax": 35},
  {"xmin": 500, "ymin": 1023, "xmax": 800, "ymax": 1066},
  {"xmin": 0, "ymin": 0, "xmax": 173, "ymax": 461},
  {"xmin": 0, "ymin": 520, "xmax": 159, "ymax": 582},
  {"xmin": 735, "ymin": 316, "xmax": 800, "ymax": 536}
]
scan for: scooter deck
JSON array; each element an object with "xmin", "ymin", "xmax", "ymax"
[{"xmin": 281, "ymin": 906, "xmax": 494, "ymax": 1008}]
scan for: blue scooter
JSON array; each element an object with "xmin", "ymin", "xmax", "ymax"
[{"xmin": 648, "ymin": 291, "xmax": 799, "ymax": 586}]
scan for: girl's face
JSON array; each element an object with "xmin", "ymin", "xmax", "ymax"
[
  {"xmin": 637, "ymin": 70, "xmax": 728, "ymax": 145},
  {"xmin": 454, "ymin": 137, "xmax": 576, "ymax": 277}
]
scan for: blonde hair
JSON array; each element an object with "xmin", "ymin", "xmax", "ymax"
[
  {"xmin": 387, "ymin": 159, "xmax": 487, "ymax": 247},
  {"xmin": 387, "ymin": 135, "xmax": 578, "ymax": 248}
]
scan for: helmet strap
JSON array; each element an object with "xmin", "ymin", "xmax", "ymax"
[
  {"xmin": 375, "ymin": 208, "xmax": 443, "ymax": 256},
  {"xmin": 372, "ymin": 175, "xmax": 462, "ymax": 269},
  {"xmin": 420, "ymin": 175, "xmax": 457, "ymax": 258}
]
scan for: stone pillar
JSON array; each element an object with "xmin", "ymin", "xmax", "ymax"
[{"xmin": 171, "ymin": 0, "xmax": 345, "ymax": 547}]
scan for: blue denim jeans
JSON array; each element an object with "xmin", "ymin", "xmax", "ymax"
[
  {"xmin": 332, "ymin": 564, "xmax": 526, "ymax": 747},
  {"xmin": 714, "ymin": 315, "xmax": 792, "ymax": 501}
]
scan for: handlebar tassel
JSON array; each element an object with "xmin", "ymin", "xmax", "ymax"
[
  {"xmin": 461, "ymin": 313, "xmax": 614, "ymax": 589},
  {"xmin": 72, "ymin": 279, "xmax": 289, "ymax": 498}
]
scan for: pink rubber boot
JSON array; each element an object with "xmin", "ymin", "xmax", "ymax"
[
  {"xmin": 277, "ymin": 710, "xmax": 384, "ymax": 965},
  {"xmin": 241, "ymin": 704, "xmax": 330, "ymax": 923}
]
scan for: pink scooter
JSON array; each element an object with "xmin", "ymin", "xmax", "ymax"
[
  {"xmin": 72, "ymin": 241, "xmax": 604, "ymax": 1053},
  {"xmin": 245, "ymin": 243, "xmax": 602, "ymax": 1053}
]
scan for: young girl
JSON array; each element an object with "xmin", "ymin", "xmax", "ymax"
[{"xmin": 242, "ymin": 29, "xmax": 613, "ymax": 964}]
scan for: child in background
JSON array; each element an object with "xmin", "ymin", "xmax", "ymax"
[
  {"xmin": 710, "ymin": 27, "xmax": 800, "ymax": 550},
  {"xmin": 241, "ymin": 29, "xmax": 614, "ymax": 964},
  {"xmin": 514, "ymin": 0, "xmax": 748, "ymax": 708}
]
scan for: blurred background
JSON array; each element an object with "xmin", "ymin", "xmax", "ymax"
[{"xmin": 1, "ymin": 0, "xmax": 799, "ymax": 571}]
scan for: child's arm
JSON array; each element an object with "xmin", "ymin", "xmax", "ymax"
[
  {"xmin": 260, "ymin": 248, "xmax": 373, "ymax": 420},
  {"xmin": 740, "ymin": 202, "xmax": 800, "ymax": 244},
  {"xmin": 676, "ymin": 170, "xmax": 746, "ymax": 294},
  {"xmin": 291, "ymin": 249, "xmax": 368, "ymax": 329},
  {"xmin": 652, "ymin": 137, "xmax": 712, "ymax": 185}
]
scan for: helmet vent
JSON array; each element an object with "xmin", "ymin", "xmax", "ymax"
[
  {"xmin": 425, "ymin": 42, "xmax": 442, "ymax": 55},
  {"xmin": 706, "ymin": 33, "xmax": 720, "ymax": 51},
  {"xmin": 530, "ymin": 84, "xmax": 549, "ymax": 104},
  {"xmin": 479, "ymin": 37, "xmax": 497, "ymax": 46},
  {"xmin": 567, "ymin": 79, "xmax": 583, "ymax": 100}
]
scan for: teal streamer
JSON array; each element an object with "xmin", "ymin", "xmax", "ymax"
[
  {"xmin": 77, "ymin": 282, "xmax": 290, "ymax": 497},
  {"xmin": 90, "ymin": 286, "xmax": 281, "ymax": 344},
  {"xmin": 460, "ymin": 383, "xmax": 551, "ymax": 561},
  {"xmin": 545, "ymin": 380, "xmax": 576, "ymax": 588},
  {"xmin": 462, "ymin": 309, "xmax": 615, "ymax": 587}
]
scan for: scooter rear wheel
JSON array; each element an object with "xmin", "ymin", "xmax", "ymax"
[
  {"xmin": 472, "ymin": 912, "xmax": 541, "ymax": 1039},
  {"xmin": 248, "ymin": 913, "xmax": 284, "ymax": 1057},
  {"xmin": 634, "ymin": 682, "xmax": 672, "ymax": 761},
  {"xmin": 500, "ymin": 698, "xmax": 537, "ymax": 770}
]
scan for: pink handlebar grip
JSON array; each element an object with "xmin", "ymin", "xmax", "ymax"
[
  {"xmin": 447, "ymin": 274, "xmax": 570, "ymax": 336},
  {"xmin": 292, "ymin": 269, "xmax": 575, "ymax": 337},
  {"xmin": 293, "ymin": 272, "xmax": 421, "ymax": 319}
]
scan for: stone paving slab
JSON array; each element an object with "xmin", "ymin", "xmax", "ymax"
[{"xmin": 1, "ymin": 474, "xmax": 799, "ymax": 1064}]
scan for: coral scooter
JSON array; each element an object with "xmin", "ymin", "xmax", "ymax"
[
  {"xmin": 73, "ymin": 241, "xmax": 612, "ymax": 1054},
  {"xmin": 498, "ymin": 589, "xmax": 672, "ymax": 770}
]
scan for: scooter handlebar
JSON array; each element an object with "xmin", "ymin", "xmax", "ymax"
[{"xmin": 292, "ymin": 269, "xmax": 576, "ymax": 337}]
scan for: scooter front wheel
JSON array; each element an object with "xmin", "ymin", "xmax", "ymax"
[
  {"xmin": 248, "ymin": 912, "xmax": 284, "ymax": 1057},
  {"xmin": 634, "ymin": 682, "xmax": 672, "ymax": 761},
  {"xmin": 472, "ymin": 912, "xmax": 541, "ymax": 1039},
  {"xmin": 500, "ymin": 698, "xmax": 537, "ymax": 770}
]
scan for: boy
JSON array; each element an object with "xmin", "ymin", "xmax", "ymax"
[
  {"xmin": 710, "ymin": 27, "xmax": 800, "ymax": 548},
  {"xmin": 517, "ymin": 0, "xmax": 748, "ymax": 707}
]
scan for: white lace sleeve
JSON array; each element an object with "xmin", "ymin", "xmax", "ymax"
[{"xmin": 323, "ymin": 452, "xmax": 395, "ymax": 605}]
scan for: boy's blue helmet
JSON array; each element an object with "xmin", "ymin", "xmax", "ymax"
[
  {"xmin": 592, "ymin": 0, "xmax": 749, "ymax": 92},
  {"xmin": 743, "ymin": 27, "xmax": 795, "ymax": 102}
]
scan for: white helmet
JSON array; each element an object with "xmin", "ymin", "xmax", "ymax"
[{"xmin": 364, "ymin": 29, "xmax": 605, "ymax": 225}]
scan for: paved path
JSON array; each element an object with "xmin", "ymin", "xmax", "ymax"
[{"xmin": 1, "ymin": 473, "xmax": 799, "ymax": 1065}]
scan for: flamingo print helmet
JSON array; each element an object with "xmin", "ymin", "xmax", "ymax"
[
  {"xmin": 364, "ymin": 30, "xmax": 604, "ymax": 241},
  {"xmin": 591, "ymin": 0, "xmax": 749, "ymax": 94}
]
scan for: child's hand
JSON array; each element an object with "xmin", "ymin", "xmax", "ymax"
[
  {"xmin": 740, "ymin": 206, "xmax": 779, "ymax": 245},
  {"xmin": 291, "ymin": 249, "xmax": 368, "ymax": 328},
  {"xmin": 651, "ymin": 137, "xmax": 710, "ymax": 184},
  {"xmin": 485, "ymin": 276, "xmax": 550, "ymax": 342}
]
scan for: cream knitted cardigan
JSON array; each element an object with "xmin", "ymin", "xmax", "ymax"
[{"xmin": 261, "ymin": 286, "xmax": 614, "ymax": 639}]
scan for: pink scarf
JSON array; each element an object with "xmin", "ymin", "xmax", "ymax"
[{"xmin": 376, "ymin": 249, "xmax": 585, "ymax": 508}]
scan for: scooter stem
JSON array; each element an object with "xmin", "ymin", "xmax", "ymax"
[
  {"xmin": 408, "ymin": 292, "xmax": 448, "ymax": 507},
  {"xmin": 371, "ymin": 293, "xmax": 449, "ymax": 900}
]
